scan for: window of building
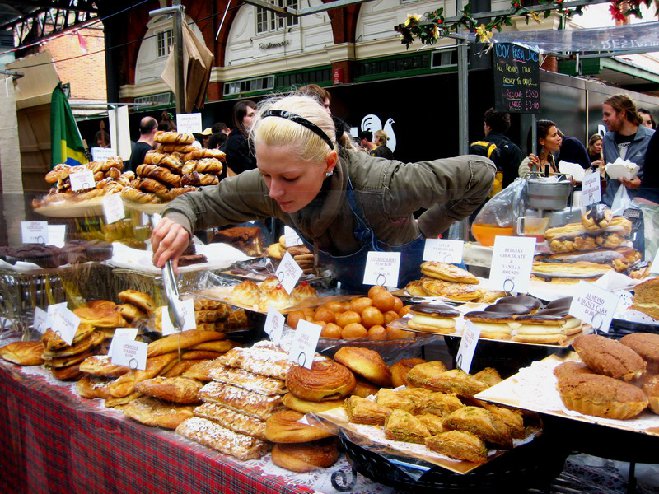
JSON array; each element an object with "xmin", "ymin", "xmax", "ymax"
[
  {"xmin": 157, "ymin": 30, "xmax": 173, "ymax": 58},
  {"xmin": 223, "ymin": 76, "xmax": 275, "ymax": 96},
  {"xmin": 256, "ymin": 0, "xmax": 299, "ymax": 34}
]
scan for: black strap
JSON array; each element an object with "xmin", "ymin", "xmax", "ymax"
[{"xmin": 261, "ymin": 110, "xmax": 334, "ymax": 149}]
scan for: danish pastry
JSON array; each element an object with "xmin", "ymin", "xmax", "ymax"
[
  {"xmin": 123, "ymin": 396, "xmax": 195, "ymax": 429},
  {"xmin": 118, "ymin": 290, "xmax": 156, "ymax": 314},
  {"xmin": 281, "ymin": 393, "xmax": 344, "ymax": 414},
  {"xmin": 154, "ymin": 131, "xmax": 195, "ymax": 144},
  {"xmin": 286, "ymin": 360, "xmax": 356, "ymax": 401},
  {"xmin": 177, "ymin": 417, "xmax": 271, "ymax": 459},
  {"xmin": 200, "ymin": 381, "xmax": 284, "ymax": 420},
  {"xmin": 420, "ymin": 261, "xmax": 478, "ymax": 284},
  {"xmin": 135, "ymin": 376, "xmax": 203, "ymax": 404},
  {"xmin": 264, "ymin": 410, "xmax": 334, "ymax": 443},
  {"xmin": 333, "ymin": 346, "xmax": 391, "ymax": 386},
  {"xmin": 426, "ymin": 431, "xmax": 488, "ymax": 464}
]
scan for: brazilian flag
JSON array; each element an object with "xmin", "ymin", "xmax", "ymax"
[{"xmin": 50, "ymin": 83, "xmax": 87, "ymax": 168}]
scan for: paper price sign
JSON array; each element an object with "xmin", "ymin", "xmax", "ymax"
[
  {"xmin": 423, "ymin": 239, "xmax": 464, "ymax": 263},
  {"xmin": 91, "ymin": 147, "xmax": 117, "ymax": 162},
  {"xmin": 111, "ymin": 340, "xmax": 147, "ymax": 370},
  {"xmin": 650, "ymin": 249, "xmax": 659, "ymax": 274},
  {"xmin": 49, "ymin": 306, "xmax": 80, "ymax": 346},
  {"xmin": 264, "ymin": 308, "xmax": 285, "ymax": 345},
  {"xmin": 363, "ymin": 251, "xmax": 401, "ymax": 288},
  {"xmin": 581, "ymin": 170, "xmax": 602, "ymax": 207},
  {"xmin": 456, "ymin": 320, "xmax": 481, "ymax": 374},
  {"xmin": 69, "ymin": 169, "xmax": 96, "ymax": 192},
  {"xmin": 103, "ymin": 193, "xmax": 125, "ymax": 224},
  {"xmin": 287, "ymin": 319, "xmax": 321, "ymax": 369},
  {"xmin": 21, "ymin": 221, "xmax": 48, "ymax": 245},
  {"xmin": 275, "ymin": 252, "xmax": 303, "ymax": 295},
  {"xmin": 33, "ymin": 307, "xmax": 49, "ymax": 334},
  {"xmin": 488, "ymin": 236, "xmax": 535, "ymax": 293},
  {"xmin": 47, "ymin": 225, "xmax": 66, "ymax": 248},
  {"xmin": 569, "ymin": 281, "xmax": 620, "ymax": 333},
  {"xmin": 161, "ymin": 298, "xmax": 196, "ymax": 335},
  {"xmin": 175, "ymin": 113, "xmax": 203, "ymax": 134},
  {"xmin": 284, "ymin": 226, "xmax": 303, "ymax": 247},
  {"xmin": 109, "ymin": 327, "xmax": 139, "ymax": 358},
  {"xmin": 46, "ymin": 301, "xmax": 68, "ymax": 331}
]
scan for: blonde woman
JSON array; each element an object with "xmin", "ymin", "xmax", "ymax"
[{"xmin": 152, "ymin": 95, "xmax": 495, "ymax": 290}]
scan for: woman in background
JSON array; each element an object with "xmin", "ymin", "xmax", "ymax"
[
  {"xmin": 225, "ymin": 100, "xmax": 257, "ymax": 175},
  {"xmin": 518, "ymin": 119, "xmax": 562, "ymax": 177},
  {"xmin": 370, "ymin": 130, "xmax": 394, "ymax": 159}
]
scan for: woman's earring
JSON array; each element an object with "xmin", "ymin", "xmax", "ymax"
[{"xmin": 325, "ymin": 170, "xmax": 334, "ymax": 177}]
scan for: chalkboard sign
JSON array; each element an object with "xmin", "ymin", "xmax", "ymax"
[{"xmin": 493, "ymin": 43, "xmax": 540, "ymax": 114}]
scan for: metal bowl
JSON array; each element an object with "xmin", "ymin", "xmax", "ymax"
[{"xmin": 526, "ymin": 178, "xmax": 573, "ymax": 211}]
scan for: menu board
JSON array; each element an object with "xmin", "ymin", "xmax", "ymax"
[{"xmin": 493, "ymin": 42, "xmax": 540, "ymax": 114}]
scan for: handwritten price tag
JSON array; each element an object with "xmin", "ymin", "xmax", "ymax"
[
  {"xmin": 49, "ymin": 306, "xmax": 80, "ymax": 345},
  {"xmin": 109, "ymin": 328, "xmax": 138, "ymax": 358},
  {"xmin": 581, "ymin": 170, "xmax": 602, "ymax": 206},
  {"xmin": 69, "ymin": 169, "xmax": 96, "ymax": 191},
  {"xmin": 161, "ymin": 298, "xmax": 196, "ymax": 335},
  {"xmin": 287, "ymin": 320, "xmax": 321, "ymax": 369},
  {"xmin": 423, "ymin": 239, "xmax": 464, "ymax": 263},
  {"xmin": 264, "ymin": 308, "xmax": 285, "ymax": 345},
  {"xmin": 33, "ymin": 306, "xmax": 49, "ymax": 334},
  {"xmin": 21, "ymin": 221, "xmax": 49, "ymax": 245},
  {"xmin": 283, "ymin": 226, "xmax": 303, "ymax": 247},
  {"xmin": 275, "ymin": 252, "xmax": 303, "ymax": 295},
  {"xmin": 175, "ymin": 113, "xmax": 202, "ymax": 134},
  {"xmin": 91, "ymin": 147, "xmax": 117, "ymax": 162},
  {"xmin": 488, "ymin": 236, "xmax": 535, "ymax": 293},
  {"xmin": 111, "ymin": 339, "xmax": 147, "ymax": 370},
  {"xmin": 103, "ymin": 193, "xmax": 125, "ymax": 224},
  {"xmin": 456, "ymin": 320, "xmax": 481, "ymax": 374},
  {"xmin": 569, "ymin": 281, "xmax": 620, "ymax": 333},
  {"xmin": 363, "ymin": 251, "xmax": 401, "ymax": 288}
]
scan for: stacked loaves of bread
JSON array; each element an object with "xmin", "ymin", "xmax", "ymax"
[
  {"xmin": 535, "ymin": 205, "xmax": 643, "ymax": 281},
  {"xmin": 33, "ymin": 158, "xmax": 134, "ymax": 208},
  {"xmin": 285, "ymin": 286, "xmax": 413, "ymax": 340},
  {"xmin": 121, "ymin": 131, "xmax": 224, "ymax": 204},
  {"xmin": 554, "ymin": 333, "xmax": 659, "ymax": 419},
  {"xmin": 405, "ymin": 261, "xmax": 506, "ymax": 302}
]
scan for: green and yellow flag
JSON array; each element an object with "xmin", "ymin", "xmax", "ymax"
[{"xmin": 50, "ymin": 83, "xmax": 87, "ymax": 168}]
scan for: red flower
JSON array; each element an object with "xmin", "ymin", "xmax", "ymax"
[{"xmin": 436, "ymin": 18, "xmax": 443, "ymax": 24}]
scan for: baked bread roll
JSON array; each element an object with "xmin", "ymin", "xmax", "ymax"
[
  {"xmin": 420, "ymin": 261, "xmax": 478, "ymax": 284},
  {"xmin": 264, "ymin": 410, "xmax": 334, "ymax": 443},
  {"xmin": 281, "ymin": 393, "xmax": 344, "ymax": 414},
  {"xmin": 620, "ymin": 333, "xmax": 659, "ymax": 374},
  {"xmin": 573, "ymin": 334, "xmax": 646, "ymax": 381},
  {"xmin": 122, "ymin": 397, "xmax": 195, "ymax": 429},
  {"xmin": 135, "ymin": 376, "xmax": 202, "ymax": 404},
  {"xmin": 271, "ymin": 438, "xmax": 339, "ymax": 473},
  {"xmin": 333, "ymin": 347, "xmax": 392, "ymax": 386},
  {"xmin": 0, "ymin": 341, "xmax": 44, "ymax": 366},
  {"xmin": 286, "ymin": 360, "xmax": 356, "ymax": 402}
]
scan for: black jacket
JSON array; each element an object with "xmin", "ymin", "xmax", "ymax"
[
  {"xmin": 478, "ymin": 132, "xmax": 523, "ymax": 188},
  {"xmin": 224, "ymin": 129, "xmax": 256, "ymax": 175}
]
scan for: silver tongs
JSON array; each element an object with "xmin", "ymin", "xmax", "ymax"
[{"xmin": 162, "ymin": 259, "xmax": 185, "ymax": 332}]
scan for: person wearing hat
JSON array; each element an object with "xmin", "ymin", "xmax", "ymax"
[
  {"xmin": 201, "ymin": 127, "xmax": 213, "ymax": 148},
  {"xmin": 152, "ymin": 94, "xmax": 495, "ymax": 290}
]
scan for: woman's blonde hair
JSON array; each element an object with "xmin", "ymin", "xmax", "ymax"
[
  {"xmin": 251, "ymin": 95, "xmax": 336, "ymax": 163},
  {"xmin": 374, "ymin": 130, "xmax": 388, "ymax": 146}
]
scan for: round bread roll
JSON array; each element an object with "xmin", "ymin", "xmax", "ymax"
[
  {"xmin": 265, "ymin": 410, "xmax": 334, "ymax": 443},
  {"xmin": 334, "ymin": 346, "xmax": 392, "ymax": 387},
  {"xmin": 367, "ymin": 325, "xmax": 387, "ymax": 341},
  {"xmin": 335, "ymin": 310, "xmax": 361, "ymax": 328},
  {"xmin": 341, "ymin": 323, "xmax": 367, "ymax": 339},
  {"xmin": 320, "ymin": 323, "xmax": 341, "ymax": 339},
  {"xmin": 286, "ymin": 310, "xmax": 306, "ymax": 330},
  {"xmin": 350, "ymin": 297, "xmax": 373, "ymax": 314},
  {"xmin": 361, "ymin": 306, "xmax": 384, "ymax": 328},
  {"xmin": 282, "ymin": 393, "xmax": 344, "ymax": 413},
  {"xmin": 271, "ymin": 438, "xmax": 339, "ymax": 473},
  {"xmin": 286, "ymin": 360, "xmax": 356, "ymax": 401},
  {"xmin": 390, "ymin": 357, "xmax": 426, "ymax": 388}
]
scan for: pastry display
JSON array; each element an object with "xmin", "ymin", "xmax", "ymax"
[
  {"xmin": 122, "ymin": 396, "xmax": 195, "ymax": 430},
  {"xmin": 0, "ymin": 341, "xmax": 44, "ymax": 366},
  {"xmin": 420, "ymin": 261, "xmax": 479, "ymax": 284},
  {"xmin": 572, "ymin": 334, "xmax": 646, "ymax": 382},
  {"xmin": 406, "ymin": 303, "xmax": 460, "ymax": 334},
  {"xmin": 333, "ymin": 346, "xmax": 392, "ymax": 387},
  {"xmin": 286, "ymin": 359, "xmax": 356, "ymax": 401},
  {"xmin": 228, "ymin": 277, "xmax": 316, "ymax": 312}
]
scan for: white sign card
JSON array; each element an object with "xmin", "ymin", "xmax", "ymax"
[
  {"xmin": 581, "ymin": 170, "xmax": 602, "ymax": 207},
  {"xmin": 103, "ymin": 193, "xmax": 125, "ymax": 225},
  {"xmin": 49, "ymin": 306, "xmax": 80, "ymax": 346},
  {"xmin": 112, "ymin": 243, "xmax": 134, "ymax": 264},
  {"xmin": 275, "ymin": 252, "xmax": 303, "ymax": 295},
  {"xmin": 21, "ymin": 221, "xmax": 48, "ymax": 244},
  {"xmin": 650, "ymin": 249, "xmax": 659, "ymax": 274},
  {"xmin": 284, "ymin": 226, "xmax": 303, "ymax": 247},
  {"xmin": 363, "ymin": 251, "xmax": 401, "ymax": 288},
  {"xmin": 109, "ymin": 327, "xmax": 139, "ymax": 358},
  {"xmin": 47, "ymin": 225, "xmax": 66, "ymax": 248},
  {"xmin": 69, "ymin": 169, "xmax": 96, "ymax": 191},
  {"xmin": 111, "ymin": 339, "xmax": 147, "ymax": 371},
  {"xmin": 569, "ymin": 281, "xmax": 620, "ymax": 333},
  {"xmin": 488, "ymin": 236, "xmax": 536, "ymax": 293},
  {"xmin": 152, "ymin": 213, "xmax": 162, "ymax": 227},
  {"xmin": 91, "ymin": 147, "xmax": 118, "ymax": 162},
  {"xmin": 264, "ymin": 308, "xmax": 285, "ymax": 346},
  {"xmin": 161, "ymin": 298, "xmax": 196, "ymax": 336},
  {"xmin": 287, "ymin": 319, "xmax": 322, "ymax": 369},
  {"xmin": 423, "ymin": 239, "xmax": 464, "ymax": 263},
  {"xmin": 33, "ymin": 306, "xmax": 49, "ymax": 334},
  {"xmin": 175, "ymin": 113, "xmax": 203, "ymax": 134},
  {"xmin": 456, "ymin": 320, "xmax": 481, "ymax": 374}
]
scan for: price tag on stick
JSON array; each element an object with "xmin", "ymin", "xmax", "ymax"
[
  {"xmin": 275, "ymin": 253, "xmax": 303, "ymax": 294},
  {"xmin": 103, "ymin": 193, "xmax": 125, "ymax": 224},
  {"xmin": 284, "ymin": 226, "xmax": 303, "ymax": 247},
  {"xmin": 456, "ymin": 320, "xmax": 481, "ymax": 374},
  {"xmin": 21, "ymin": 221, "xmax": 48, "ymax": 245},
  {"xmin": 33, "ymin": 307, "xmax": 49, "ymax": 334},
  {"xmin": 69, "ymin": 169, "xmax": 96, "ymax": 191},
  {"xmin": 363, "ymin": 251, "xmax": 400, "ymax": 288},
  {"xmin": 49, "ymin": 306, "xmax": 80, "ymax": 346},
  {"xmin": 581, "ymin": 170, "xmax": 602, "ymax": 207},
  {"xmin": 111, "ymin": 339, "xmax": 147, "ymax": 371},
  {"xmin": 264, "ymin": 308, "xmax": 285, "ymax": 346},
  {"xmin": 569, "ymin": 282, "xmax": 620, "ymax": 333},
  {"xmin": 287, "ymin": 320, "xmax": 321, "ymax": 369},
  {"xmin": 423, "ymin": 239, "xmax": 464, "ymax": 263},
  {"xmin": 109, "ymin": 328, "xmax": 139, "ymax": 358},
  {"xmin": 488, "ymin": 236, "xmax": 535, "ymax": 293}
]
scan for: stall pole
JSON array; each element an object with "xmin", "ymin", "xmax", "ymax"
[{"xmin": 173, "ymin": 0, "xmax": 185, "ymax": 115}]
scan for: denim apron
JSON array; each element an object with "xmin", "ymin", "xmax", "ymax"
[{"xmin": 299, "ymin": 179, "xmax": 425, "ymax": 292}]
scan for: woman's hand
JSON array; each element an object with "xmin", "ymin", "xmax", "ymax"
[
  {"xmin": 621, "ymin": 177, "xmax": 641, "ymax": 190},
  {"xmin": 591, "ymin": 159, "xmax": 605, "ymax": 179},
  {"xmin": 527, "ymin": 154, "xmax": 540, "ymax": 171},
  {"xmin": 151, "ymin": 217, "xmax": 191, "ymax": 269}
]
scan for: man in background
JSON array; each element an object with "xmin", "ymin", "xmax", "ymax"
[{"xmin": 128, "ymin": 116, "xmax": 157, "ymax": 172}]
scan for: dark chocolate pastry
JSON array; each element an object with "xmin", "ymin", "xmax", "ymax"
[
  {"xmin": 495, "ymin": 295, "xmax": 542, "ymax": 311},
  {"xmin": 409, "ymin": 303, "xmax": 460, "ymax": 317}
]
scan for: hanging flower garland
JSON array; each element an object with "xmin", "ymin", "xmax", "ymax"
[{"xmin": 609, "ymin": 0, "xmax": 653, "ymax": 22}]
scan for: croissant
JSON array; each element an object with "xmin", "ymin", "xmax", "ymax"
[
  {"xmin": 156, "ymin": 186, "xmax": 197, "ymax": 202},
  {"xmin": 160, "ymin": 155, "xmax": 183, "ymax": 173},
  {"xmin": 195, "ymin": 158, "xmax": 223, "ymax": 174},
  {"xmin": 286, "ymin": 360, "xmax": 356, "ymax": 402},
  {"xmin": 105, "ymin": 167, "xmax": 121, "ymax": 180},
  {"xmin": 121, "ymin": 187, "xmax": 160, "ymax": 203},
  {"xmin": 136, "ymin": 164, "xmax": 181, "ymax": 187},
  {"xmin": 135, "ymin": 177, "xmax": 169, "ymax": 195}
]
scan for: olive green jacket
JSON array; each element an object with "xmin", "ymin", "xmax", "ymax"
[{"xmin": 164, "ymin": 149, "xmax": 496, "ymax": 255}]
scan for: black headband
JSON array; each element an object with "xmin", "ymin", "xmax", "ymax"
[{"xmin": 261, "ymin": 110, "xmax": 334, "ymax": 150}]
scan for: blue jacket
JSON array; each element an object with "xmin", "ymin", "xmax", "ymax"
[{"xmin": 602, "ymin": 125, "xmax": 654, "ymax": 206}]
